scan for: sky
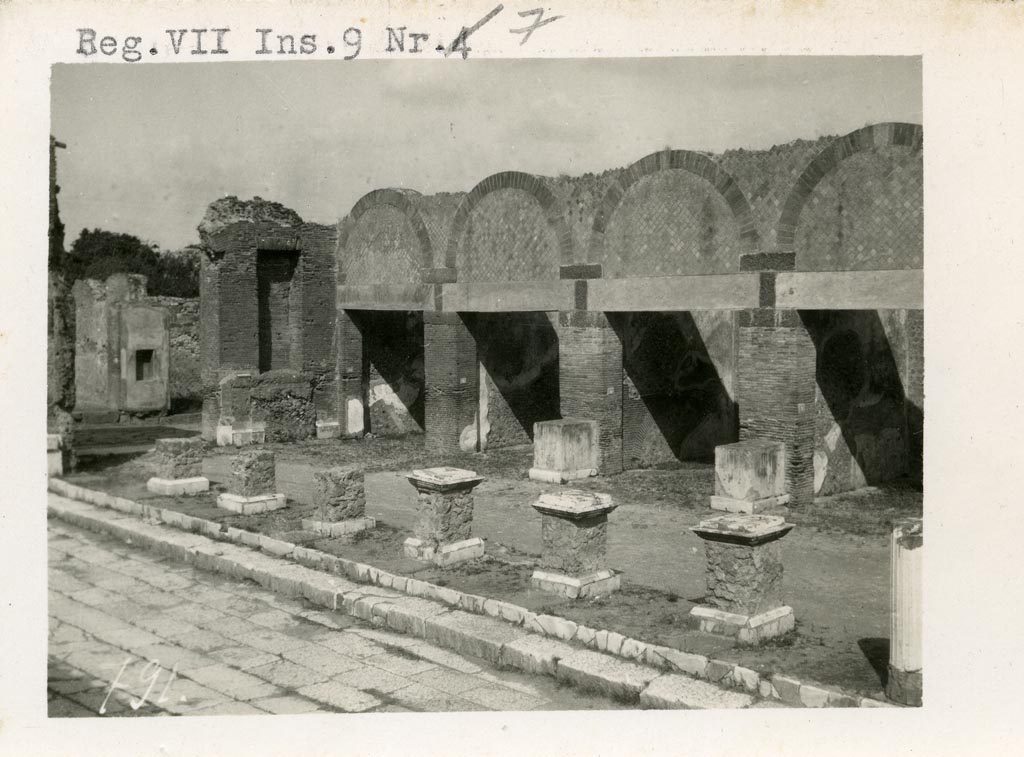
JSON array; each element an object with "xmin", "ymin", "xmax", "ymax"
[{"xmin": 50, "ymin": 56, "xmax": 921, "ymax": 251}]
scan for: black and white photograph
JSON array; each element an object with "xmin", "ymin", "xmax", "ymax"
[
  {"xmin": 4, "ymin": 1, "xmax": 1024, "ymax": 754},
  {"xmin": 44, "ymin": 52, "xmax": 924, "ymax": 715}
]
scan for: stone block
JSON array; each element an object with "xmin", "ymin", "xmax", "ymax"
[
  {"xmin": 404, "ymin": 537, "xmax": 484, "ymax": 566},
  {"xmin": 422, "ymin": 610, "xmax": 527, "ymax": 666},
  {"xmin": 312, "ymin": 465, "xmax": 365, "ymax": 521},
  {"xmin": 555, "ymin": 650, "xmax": 660, "ymax": 702},
  {"xmin": 229, "ymin": 449, "xmax": 276, "ymax": 497},
  {"xmin": 529, "ymin": 418, "xmax": 599, "ymax": 483},
  {"xmin": 301, "ymin": 517, "xmax": 376, "ymax": 538},
  {"xmin": 531, "ymin": 569, "xmax": 620, "ymax": 599},
  {"xmin": 216, "ymin": 493, "xmax": 287, "ymax": 515},
  {"xmin": 500, "ymin": 634, "xmax": 577, "ymax": 676},
  {"xmin": 315, "ymin": 421, "xmax": 341, "ymax": 440},
  {"xmin": 714, "ymin": 440, "xmax": 786, "ymax": 501},
  {"xmin": 639, "ymin": 674, "xmax": 754, "ymax": 710},
  {"xmin": 709, "ymin": 493, "xmax": 790, "ymax": 514},
  {"xmin": 146, "ymin": 477, "xmax": 210, "ymax": 496},
  {"xmin": 689, "ymin": 605, "xmax": 795, "ymax": 645},
  {"xmin": 152, "ymin": 437, "xmax": 204, "ymax": 480},
  {"xmin": 47, "ymin": 434, "xmax": 68, "ymax": 476}
]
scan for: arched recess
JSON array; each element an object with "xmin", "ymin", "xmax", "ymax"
[
  {"xmin": 589, "ymin": 149, "xmax": 758, "ymax": 271},
  {"xmin": 444, "ymin": 171, "xmax": 574, "ymax": 274},
  {"xmin": 337, "ymin": 188, "xmax": 434, "ymax": 283},
  {"xmin": 776, "ymin": 122, "xmax": 923, "ymax": 255}
]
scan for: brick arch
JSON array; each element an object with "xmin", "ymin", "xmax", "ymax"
[
  {"xmin": 338, "ymin": 188, "xmax": 434, "ymax": 274},
  {"xmin": 590, "ymin": 149, "xmax": 758, "ymax": 262},
  {"xmin": 777, "ymin": 122, "xmax": 923, "ymax": 253},
  {"xmin": 445, "ymin": 171, "xmax": 573, "ymax": 270}
]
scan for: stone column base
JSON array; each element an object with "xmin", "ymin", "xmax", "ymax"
[
  {"xmin": 528, "ymin": 467, "xmax": 597, "ymax": 484},
  {"xmin": 404, "ymin": 537, "xmax": 485, "ymax": 566},
  {"xmin": 886, "ymin": 665, "xmax": 922, "ymax": 707},
  {"xmin": 215, "ymin": 425, "xmax": 266, "ymax": 447},
  {"xmin": 531, "ymin": 568, "xmax": 620, "ymax": 599},
  {"xmin": 709, "ymin": 493, "xmax": 791, "ymax": 514},
  {"xmin": 147, "ymin": 476, "xmax": 210, "ymax": 496},
  {"xmin": 315, "ymin": 421, "xmax": 341, "ymax": 440},
  {"xmin": 47, "ymin": 434, "xmax": 66, "ymax": 476},
  {"xmin": 216, "ymin": 492, "xmax": 287, "ymax": 514},
  {"xmin": 689, "ymin": 605, "xmax": 794, "ymax": 644},
  {"xmin": 301, "ymin": 517, "xmax": 376, "ymax": 537}
]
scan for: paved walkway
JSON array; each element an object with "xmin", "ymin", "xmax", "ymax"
[{"xmin": 48, "ymin": 519, "xmax": 626, "ymax": 717}]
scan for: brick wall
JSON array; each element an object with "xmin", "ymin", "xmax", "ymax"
[
  {"xmin": 457, "ymin": 188, "xmax": 561, "ymax": 282},
  {"xmin": 200, "ymin": 218, "xmax": 337, "ymax": 440},
  {"xmin": 736, "ymin": 313, "xmax": 817, "ymax": 507},
  {"xmin": 558, "ymin": 311, "xmax": 623, "ymax": 474},
  {"xmin": 423, "ymin": 313, "xmax": 479, "ymax": 454}
]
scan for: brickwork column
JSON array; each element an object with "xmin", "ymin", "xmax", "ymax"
[
  {"xmin": 557, "ymin": 311, "xmax": 623, "ymax": 475},
  {"xmin": 424, "ymin": 313, "xmax": 479, "ymax": 454},
  {"xmin": 905, "ymin": 310, "xmax": 924, "ymax": 483},
  {"xmin": 736, "ymin": 310, "xmax": 817, "ymax": 507},
  {"xmin": 337, "ymin": 309, "xmax": 365, "ymax": 436}
]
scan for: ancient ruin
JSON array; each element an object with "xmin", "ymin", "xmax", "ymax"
[
  {"xmin": 404, "ymin": 467, "xmax": 485, "ymax": 565},
  {"xmin": 197, "ymin": 122, "xmax": 923, "ymax": 509},
  {"xmin": 216, "ymin": 449, "xmax": 286, "ymax": 514}
]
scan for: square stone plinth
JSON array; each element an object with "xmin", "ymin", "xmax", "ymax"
[
  {"xmin": 407, "ymin": 467, "xmax": 484, "ymax": 549},
  {"xmin": 529, "ymin": 419, "xmax": 599, "ymax": 484},
  {"xmin": 217, "ymin": 492, "xmax": 287, "ymax": 515},
  {"xmin": 404, "ymin": 537, "xmax": 485, "ymax": 566},
  {"xmin": 691, "ymin": 514, "xmax": 794, "ymax": 633},
  {"xmin": 313, "ymin": 465, "xmax": 365, "ymax": 521},
  {"xmin": 532, "ymin": 490, "xmax": 617, "ymax": 586},
  {"xmin": 302, "ymin": 517, "xmax": 376, "ymax": 538},
  {"xmin": 316, "ymin": 421, "xmax": 341, "ymax": 440},
  {"xmin": 153, "ymin": 437, "xmax": 204, "ymax": 480},
  {"xmin": 531, "ymin": 569, "xmax": 620, "ymax": 599},
  {"xmin": 147, "ymin": 476, "xmax": 210, "ymax": 496},
  {"xmin": 229, "ymin": 449, "xmax": 276, "ymax": 498},
  {"xmin": 713, "ymin": 441, "xmax": 786, "ymax": 508}
]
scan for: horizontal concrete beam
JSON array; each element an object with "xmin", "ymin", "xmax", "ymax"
[
  {"xmin": 774, "ymin": 270, "xmax": 923, "ymax": 309},
  {"xmin": 337, "ymin": 284, "xmax": 427, "ymax": 311},
  {"xmin": 586, "ymin": 274, "xmax": 761, "ymax": 311},
  {"xmin": 440, "ymin": 282, "xmax": 571, "ymax": 312}
]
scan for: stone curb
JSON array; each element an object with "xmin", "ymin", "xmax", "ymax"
[{"xmin": 46, "ymin": 478, "xmax": 898, "ymax": 709}]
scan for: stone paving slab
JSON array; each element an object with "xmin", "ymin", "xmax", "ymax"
[
  {"xmin": 47, "ymin": 515, "xmax": 628, "ymax": 716},
  {"xmin": 50, "ymin": 487, "xmax": 888, "ymax": 711}
]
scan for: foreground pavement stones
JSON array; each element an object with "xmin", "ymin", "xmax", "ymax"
[
  {"xmin": 48, "ymin": 483, "xmax": 895, "ymax": 709},
  {"xmin": 640, "ymin": 674, "xmax": 755, "ymax": 709},
  {"xmin": 48, "ymin": 519, "xmax": 627, "ymax": 716}
]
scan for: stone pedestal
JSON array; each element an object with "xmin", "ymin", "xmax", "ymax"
[
  {"xmin": 404, "ymin": 467, "xmax": 485, "ymax": 565},
  {"xmin": 530, "ymin": 489, "xmax": 620, "ymax": 599},
  {"xmin": 690, "ymin": 514, "xmax": 795, "ymax": 644},
  {"xmin": 47, "ymin": 434, "xmax": 68, "ymax": 476},
  {"xmin": 216, "ymin": 449, "xmax": 286, "ymax": 514},
  {"xmin": 147, "ymin": 437, "xmax": 209, "ymax": 495},
  {"xmin": 887, "ymin": 518, "xmax": 922, "ymax": 706},
  {"xmin": 528, "ymin": 419, "xmax": 600, "ymax": 484},
  {"xmin": 301, "ymin": 465, "xmax": 375, "ymax": 537},
  {"xmin": 710, "ymin": 440, "xmax": 790, "ymax": 514}
]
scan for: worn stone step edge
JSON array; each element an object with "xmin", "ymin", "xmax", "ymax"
[{"xmin": 46, "ymin": 478, "xmax": 897, "ymax": 709}]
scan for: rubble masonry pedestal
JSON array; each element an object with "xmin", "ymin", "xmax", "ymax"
[
  {"xmin": 216, "ymin": 449, "xmax": 286, "ymax": 515},
  {"xmin": 530, "ymin": 489, "xmax": 620, "ymax": 599},
  {"xmin": 404, "ymin": 467, "xmax": 485, "ymax": 566},
  {"xmin": 300, "ymin": 465, "xmax": 375, "ymax": 537},
  {"xmin": 146, "ymin": 437, "xmax": 209, "ymax": 495},
  {"xmin": 690, "ymin": 513, "xmax": 795, "ymax": 644}
]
